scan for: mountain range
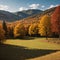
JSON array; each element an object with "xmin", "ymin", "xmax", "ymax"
[{"xmin": 0, "ymin": 7, "xmax": 56, "ymax": 22}]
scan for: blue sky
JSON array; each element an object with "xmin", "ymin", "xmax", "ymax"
[{"xmin": 0, "ymin": 0, "xmax": 60, "ymax": 12}]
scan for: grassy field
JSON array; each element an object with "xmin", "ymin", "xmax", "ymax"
[{"xmin": 0, "ymin": 37, "xmax": 60, "ymax": 60}]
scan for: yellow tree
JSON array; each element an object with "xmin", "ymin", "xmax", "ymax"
[
  {"xmin": 29, "ymin": 23, "xmax": 38, "ymax": 36},
  {"xmin": 14, "ymin": 23, "xmax": 26, "ymax": 38},
  {"xmin": 38, "ymin": 15, "xmax": 51, "ymax": 38}
]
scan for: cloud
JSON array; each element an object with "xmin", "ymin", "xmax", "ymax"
[
  {"xmin": 19, "ymin": 7, "xmax": 28, "ymax": 11},
  {"xmin": 29, "ymin": 4, "xmax": 40, "ymax": 9},
  {"xmin": 48, "ymin": 5, "xmax": 58, "ymax": 9},
  {"xmin": 19, "ymin": 4, "xmax": 40, "ymax": 11},
  {"xmin": 19, "ymin": 4, "xmax": 45, "ymax": 11},
  {"xmin": 41, "ymin": 5, "xmax": 45, "ymax": 8},
  {"xmin": 0, "ymin": 5, "xmax": 9, "ymax": 10}
]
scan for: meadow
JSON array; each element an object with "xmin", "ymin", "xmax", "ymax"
[{"xmin": 0, "ymin": 37, "xmax": 60, "ymax": 60}]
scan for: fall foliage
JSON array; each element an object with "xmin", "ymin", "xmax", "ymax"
[
  {"xmin": 0, "ymin": 6, "xmax": 60, "ymax": 40},
  {"xmin": 7, "ymin": 26, "xmax": 14, "ymax": 38},
  {"xmin": 29, "ymin": 23, "xmax": 38, "ymax": 36},
  {"xmin": 14, "ymin": 23, "xmax": 26, "ymax": 38},
  {"xmin": 38, "ymin": 14, "xmax": 51, "ymax": 36},
  {"xmin": 51, "ymin": 6, "xmax": 60, "ymax": 37},
  {"xmin": 0, "ymin": 24, "xmax": 5, "ymax": 43}
]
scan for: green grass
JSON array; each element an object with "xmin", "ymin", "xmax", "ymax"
[{"xmin": 3, "ymin": 38, "xmax": 60, "ymax": 50}]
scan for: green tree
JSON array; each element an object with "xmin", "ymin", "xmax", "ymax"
[{"xmin": 2, "ymin": 21, "xmax": 8, "ymax": 38}]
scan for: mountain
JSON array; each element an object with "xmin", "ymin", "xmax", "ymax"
[
  {"xmin": 14, "ymin": 9, "xmax": 43, "ymax": 19},
  {"xmin": 0, "ymin": 10, "xmax": 20, "ymax": 22},
  {"xmin": 0, "ymin": 7, "xmax": 56, "ymax": 22},
  {"xmin": 41, "ymin": 7, "xmax": 56, "ymax": 15},
  {"xmin": 13, "ymin": 7, "xmax": 56, "ymax": 26},
  {"xmin": 0, "ymin": 9, "xmax": 42, "ymax": 22}
]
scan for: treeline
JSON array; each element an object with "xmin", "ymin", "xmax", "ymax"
[{"xmin": 0, "ymin": 5, "xmax": 60, "ymax": 42}]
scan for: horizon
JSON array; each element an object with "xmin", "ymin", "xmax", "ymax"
[{"xmin": 0, "ymin": 0, "xmax": 60, "ymax": 12}]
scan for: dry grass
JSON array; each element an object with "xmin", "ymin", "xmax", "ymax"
[
  {"xmin": 29, "ymin": 51, "xmax": 60, "ymax": 60},
  {"xmin": 3, "ymin": 38, "xmax": 60, "ymax": 50},
  {"xmin": 0, "ymin": 37, "xmax": 60, "ymax": 60}
]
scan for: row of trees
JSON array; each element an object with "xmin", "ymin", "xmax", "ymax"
[{"xmin": 0, "ymin": 5, "xmax": 60, "ymax": 41}]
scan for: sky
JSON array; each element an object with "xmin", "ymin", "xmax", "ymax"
[{"xmin": 0, "ymin": 0, "xmax": 60, "ymax": 12}]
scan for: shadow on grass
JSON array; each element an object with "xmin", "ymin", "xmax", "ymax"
[
  {"xmin": 13, "ymin": 36, "xmax": 35, "ymax": 40},
  {"xmin": 21, "ymin": 36, "xmax": 35, "ymax": 40},
  {"xmin": 0, "ymin": 44, "xmax": 59, "ymax": 60}
]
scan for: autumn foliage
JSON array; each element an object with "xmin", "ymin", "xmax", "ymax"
[
  {"xmin": 29, "ymin": 23, "xmax": 38, "ymax": 36},
  {"xmin": 14, "ymin": 23, "xmax": 26, "ymax": 38},
  {"xmin": 38, "ymin": 15, "xmax": 51, "ymax": 36},
  {"xmin": 0, "ymin": 5, "xmax": 60, "ymax": 40},
  {"xmin": 51, "ymin": 6, "xmax": 60, "ymax": 37},
  {"xmin": 0, "ymin": 24, "xmax": 5, "ymax": 42}
]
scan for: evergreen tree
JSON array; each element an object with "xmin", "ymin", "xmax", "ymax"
[{"xmin": 2, "ymin": 21, "xmax": 8, "ymax": 38}]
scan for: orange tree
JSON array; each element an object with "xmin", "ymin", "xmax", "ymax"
[
  {"xmin": 29, "ymin": 23, "xmax": 38, "ymax": 36},
  {"xmin": 0, "ymin": 24, "xmax": 5, "ymax": 43},
  {"xmin": 14, "ymin": 23, "xmax": 26, "ymax": 38}
]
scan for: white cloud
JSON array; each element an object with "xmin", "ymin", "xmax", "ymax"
[
  {"xmin": 48, "ymin": 5, "xmax": 58, "ymax": 9},
  {"xmin": 29, "ymin": 4, "xmax": 40, "ymax": 9},
  {"xmin": 0, "ymin": 5, "xmax": 9, "ymax": 10},
  {"xmin": 19, "ymin": 4, "xmax": 40, "ymax": 11},
  {"xmin": 41, "ymin": 5, "xmax": 45, "ymax": 8},
  {"xmin": 18, "ymin": 4, "xmax": 46, "ymax": 11},
  {"xmin": 19, "ymin": 7, "xmax": 28, "ymax": 11}
]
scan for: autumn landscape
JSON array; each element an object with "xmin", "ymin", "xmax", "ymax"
[{"xmin": 0, "ymin": 0, "xmax": 60, "ymax": 60}]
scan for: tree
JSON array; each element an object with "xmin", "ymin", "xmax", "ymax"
[
  {"xmin": 24, "ymin": 24, "xmax": 30, "ymax": 36},
  {"xmin": 14, "ymin": 23, "xmax": 26, "ymax": 38},
  {"xmin": 0, "ymin": 24, "xmax": 5, "ymax": 43},
  {"xmin": 7, "ymin": 26, "xmax": 14, "ymax": 38},
  {"xmin": 29, "ymin": 23, "xmax": 38, "ymax": 36},
  {"xmin": 51, "ymin": 5, "xmax": 60, "ymax": 38},
  {"xmin": 38, "ymin": 14, "xmax": 51, "ymax": 39},
  {"xmin": 2, "ymin": 21, "xmax": 8, "ymax": 38}
]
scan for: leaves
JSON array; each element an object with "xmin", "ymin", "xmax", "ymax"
[
  {"xmin": 29, "ymin": 23, "xmax": 38, "ymax": 36},
  {"xmin": 14, "ymin": 23, "xmax": 26, "ymax": 38},
  {"xmin": 51, "ymin": 6, "xmax": 60, "ymax": 34},
  {"xmin": 0, "ymin": 24, "xmax": 5, "ymax": 42},
  {"xmin": 38, "ymin": 15, "xmax": 51, "ymax": 36}
]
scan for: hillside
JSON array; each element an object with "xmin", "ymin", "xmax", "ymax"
[
  {"xmin": 14, "ymin": 9, "xmax": 42, "ymax": 19},
  {"xmin": 0, "ymin": 7, "xmax": 56, "ymax": 22},
  {"xmin": 0, "ymin": 9, "xmax": 42, "ymax": 22},
  {"xmin": 0, "ymin": 10, "xmax": 20, "ymax": 22},
  {"xmin": 12, "ymin": 7, "xmax": 56, "ymax": 27}
]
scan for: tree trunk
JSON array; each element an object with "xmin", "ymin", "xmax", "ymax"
[
  {"xmin": 46, "ymin": 27, "xmax": 48, "ymax": 40},
  {"xmin": 59, "ymin": 34, "xmax": 60, "ymax": 39}
]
